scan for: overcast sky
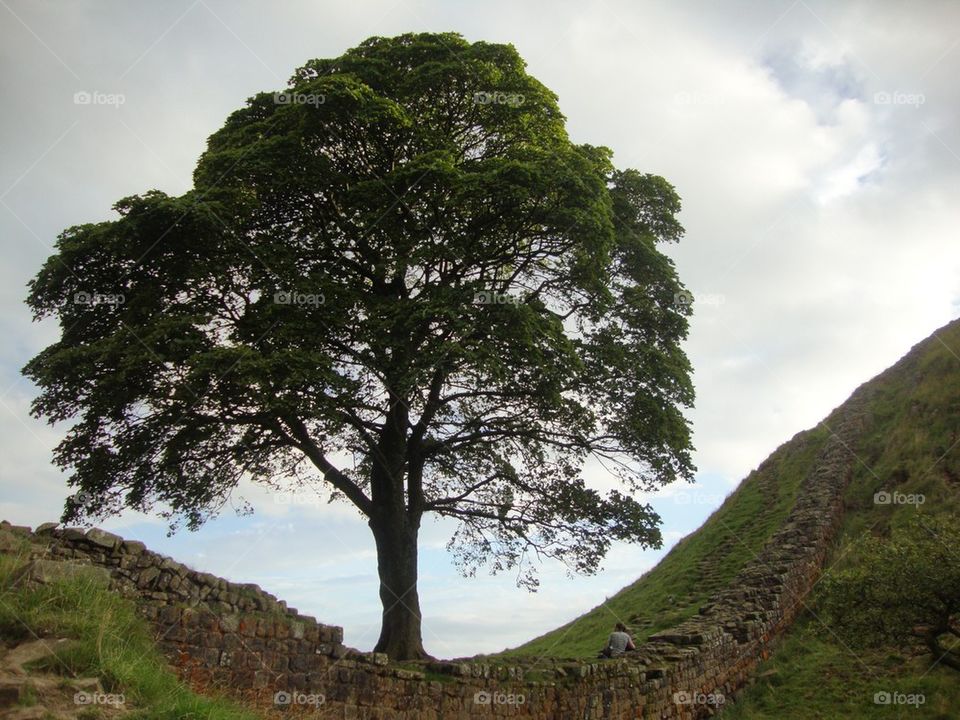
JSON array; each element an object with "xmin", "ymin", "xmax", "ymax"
[{"xmin": 1, "ymin": 0, "xmax": 959, "ymax": 658}]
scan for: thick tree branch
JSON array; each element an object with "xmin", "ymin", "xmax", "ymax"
[{"xmin": 281, "ymin": 413, "xmax": 373, "ymax": 516}]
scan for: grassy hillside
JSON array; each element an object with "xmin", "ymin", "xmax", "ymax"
[
  {"xmin": 0, "ymin": 533, "xmax": 263, "ymax": 720},
  {"xmin": 492, "ymin": 422, "xmax": 831, "ymax": 660},
  {"xmin": 494, "ymin": 318, "xmax": 960, "ymax": 717},
  {"xmin": 724, "ymin": 318, "xmax": 960, "ymax": 718}
]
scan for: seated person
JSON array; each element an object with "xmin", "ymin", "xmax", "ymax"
[{"xmin": 599, "ymin": 622, "xmax": 636, "ymax": 658}]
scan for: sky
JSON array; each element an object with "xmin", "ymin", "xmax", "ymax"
[{"xmin": 1, "ymin": 0, "xmax": 959, "ymax": 658}]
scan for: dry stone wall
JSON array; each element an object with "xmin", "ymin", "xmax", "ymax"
[{"xmin": 3, "ymin": 391, "xmax": 870, "ymax": 719}]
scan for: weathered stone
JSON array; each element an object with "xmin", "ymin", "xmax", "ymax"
[
  {"xmin": 60, "ymin": 527, "xmax": 87, "ymax": 542},
  {"xmin": 157, "ymin": 605, "xmax": 180, "ymax": 625},
  {"xmin": 84, "ymin": 528, "xmax": 122, "ymax": 549},
  {"xmin": 120, "ymin": 539, "xmax": 146, "ymax": 555},
  {"xmin": 200, "ymin": 647, "xmax": 220, "ymax": 667},
  {"xmin": 220, "ymin": 614, "xmax": 240, "ymax": 633},
  {"xmin": 239, "ymin": 616, "xmax": 258, "ymax": 637},
  {"xmin": 369, "ymin": 652, "xmax": 389, "ymax": 666},
  {"xmin": 163, "ymin": 625, "xmax": 187, "ymax": 643},
  {"xmin": 0, "ymin": 529, "xmax": 20, "ymax": 553},
  {"xmin": 3, "ymin": 638, "xmax": 72, "ymax": 674},
  {"xmin": 136, "ymin": 566, "xmax": 160, "ymax": 589},
  {"xmin": 253, "ymin": 670, "xmax": 271, "ymax": 688},
  {"xmin": 394, "ymin": 669, "xmax": 424, "ymax": 680},
  {"xmin": 1, "ymin": 523, "xmax": 31, "ymax": 536}
]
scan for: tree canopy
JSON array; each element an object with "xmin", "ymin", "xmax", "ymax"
[{"xmin": 24, "ymin": 32, "xmax": 695, "ymax": 658}]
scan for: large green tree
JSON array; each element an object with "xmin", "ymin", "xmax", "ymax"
[{"xmin": 24, "ymin": 32, "xmax": 694, "ymax": 660}]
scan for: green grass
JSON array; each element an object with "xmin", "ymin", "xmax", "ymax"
[
  {"xmin": 17, "ymin": 680, "xmax": 39, "ymax": 706},
  {"xmin": 0, "ymin": 541, "xmax": 263, "ymax": 720},
  {"xmin": 420, "ymin": 670, "xmax": 457, "ymax": 684},
  {"xmin": 719, "ymin": 621, "xmax": 960, "ymax": 719},
  {"xmin": 722, "ymin": 319, "xmax": 960, "ymax": 718},
  {"xmin": 491, "ymin": 423, "xmax": 831, "ymax": 660}
]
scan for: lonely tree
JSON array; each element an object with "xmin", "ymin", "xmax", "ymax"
[{"xmin": 24, "ymin": 33, "xmax": 695, "ymax": 660}]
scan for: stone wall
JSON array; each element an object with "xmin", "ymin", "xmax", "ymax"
[{"xmin": 2, "ymin": 391, "xmax": 869, "ymax": 719}]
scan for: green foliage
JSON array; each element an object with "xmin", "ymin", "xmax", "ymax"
[
  {"xmin": 23, "ymin": 32, "xmax": 694, "ymax": 597},
  {"xmin": 820, "ymin": 514, "xmax": 960, "ymax": 670},
  {"xmin": 0, "ymin": 549, "xmax": 259, "ymax": 719}
]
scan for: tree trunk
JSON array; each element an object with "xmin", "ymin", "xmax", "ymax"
[{"xmin": 370, "ymin": 511, "xmax": 429, "ymax": 660}]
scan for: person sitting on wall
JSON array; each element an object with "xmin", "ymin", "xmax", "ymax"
[{"xmin": 598, "ymin": 622, "xmax": 636, "ymax": 658}]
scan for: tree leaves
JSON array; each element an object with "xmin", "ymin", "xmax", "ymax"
[
  {"xmin": 24, "ymin": 32, "xmax": 695, "ymax": 586},
  {"xmin": 820, "ymin": 514, "xmax": 960, "ymax": 670}
]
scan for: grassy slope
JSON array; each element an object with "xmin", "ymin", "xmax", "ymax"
[
  {"xmin": 0, "ymin": 535, "xmax": 263, "ymax": 720},
  {"xmin": 494, "ymin": 318, "xmax": 960, "ymax": 716},
  {"xmin": 492, "ymin": 423, "xmax": 831, "ymax": 660},
  {"xmin": 723, "ymin": 318, "xmax": 960, "ymax": 718}
]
